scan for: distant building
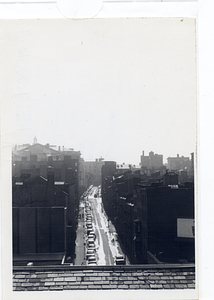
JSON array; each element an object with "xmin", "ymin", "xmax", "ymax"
[
  {"xmin": 116, "ymin": 163, "xmax": 131, "ymax": 175},
  {"xmin": 102, "ymin": 161, "xmax": 117, "ymax": 179},
  {"xmin": 116, "ymin": 163, "xmax": 141, "ymax": 175},
  {"xmin": 12, "ymin": 142, "xmax": 81, "ymax": 188},
  {"xmin": 140, "ymin": 151, "xmax": 164, "ymax": 175},
  {"xmin": 167, "ymin": 154, "xmax": 191, "ymax": 172},
  {"xmin": 83, "ymin": 158, "xmax": 105, "ymax": 188}
]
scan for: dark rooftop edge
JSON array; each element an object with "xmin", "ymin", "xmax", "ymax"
[{"xmin": 14, "ymin": 263, "xmax": 195, "ymax": 272}]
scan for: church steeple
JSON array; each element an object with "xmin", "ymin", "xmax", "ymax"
[{"xmin": 33, "ymin": 136, "xmax": 37, "ymax": 145}]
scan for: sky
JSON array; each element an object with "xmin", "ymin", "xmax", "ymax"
[{"xmin": 4, "ymin": 18, "xmax": 196, "ymax": 165}]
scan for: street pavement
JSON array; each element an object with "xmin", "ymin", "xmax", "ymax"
[
  {"xmin": 91, "ymin": 198, "xmax": 114, "ymax": 265},
  {"xmin": 74, "ymin": 186, "xmax": 126, "ymax": 266}
]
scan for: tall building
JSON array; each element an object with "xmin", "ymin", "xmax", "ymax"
[
  {"xmin": 167, "ymin": 154, "xmax": 191, "ymax": 172},
  {"xmin": 140, "ymin": 151, "xmax": 164, "ymax": 175}
]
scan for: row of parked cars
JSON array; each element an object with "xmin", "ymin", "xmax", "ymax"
[
  {"xmin": 82, "ymin": 186, "xmax": 126, "ymax": 266},
  {"xmin": 84, "ymin": 198, "xmax": 98, "ymax": 266}
]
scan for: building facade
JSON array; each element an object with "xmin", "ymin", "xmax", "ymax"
[
  {"xmin": 83, "ymin": 158, "xmax": 105, "ymax": 188},
  {"xmin": 140, "ymin": 151, "xmax": 164, "ymax": 175},
  {"xmin": 167, "ymin": 154, "xmax": 191, "ymax": 172},
  {"xmin": 12, "ymin": 142, "xmax": 82, "ymax": 264},
  {"xmin": 101, "ymin": 164, "xmax": 195, "ymax": 265}
]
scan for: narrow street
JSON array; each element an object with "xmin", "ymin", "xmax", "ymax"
[{"xmin": 74, "ymin": 186, "xmax": 127, "ymax": 266}]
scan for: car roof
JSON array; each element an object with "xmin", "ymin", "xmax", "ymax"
[{"xmin": 88, "ymin": 257, "xmax": 96, "ymax": 260}]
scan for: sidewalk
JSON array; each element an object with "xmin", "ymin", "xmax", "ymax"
[
  {"xmin": 97, "ymin": 197, "xmax": 129, "ymax": 264},
  {"xmin": 74, "ymin": 207, "xmax": 86, "ymax": 265}
]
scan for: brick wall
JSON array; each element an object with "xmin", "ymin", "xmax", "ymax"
[{"xmin": 13, "ymin": 264, "xmax": 195, "ymax": 291}]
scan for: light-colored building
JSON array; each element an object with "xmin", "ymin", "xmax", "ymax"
[
  {"xmin": 167, "ymin": 154, "xmax": 191, "ymax": 172},
  {"xmin": 140, "ymin": 151, "xmax": 163, "ymax": 170},
  {"xmin": 83, "ymin": 158, "xmax": 105, "ymax": 188}
]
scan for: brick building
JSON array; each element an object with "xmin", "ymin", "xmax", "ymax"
[
  {"xmin": 135, "ymin": 183, "xmax": 195, "ymax": 264},
  {"xmin": 140, "ymin": 151, "xmax": 165, "ymax": 176},
  {"xmin": 101, "ymin": 166, "xmax": 195, "ymax": 265},
  {"xmin": 12, "ymin": 142, "xmax": 82, "ymax": 265}
]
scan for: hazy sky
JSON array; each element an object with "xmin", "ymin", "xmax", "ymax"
[{"xmin": 6, "ymin": 18, "xmax": 196, "ymax": 165}]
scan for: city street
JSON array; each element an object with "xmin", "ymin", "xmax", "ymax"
[{"xmin": 74, "ymin": 186, "xmax": 126, "ymax": 266}]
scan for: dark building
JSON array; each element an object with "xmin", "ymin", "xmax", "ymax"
[
  {"xmin": 101, "ymin": 166, "xmax": 142, "ymax": 263},
  {"xmin": 163, "ymin": 170, "xmax": 179, "ymax": 186},
  {"xmin": 12, "ymin": 142, "xmax": 81, "ymax": 265},
  {"xmin": 101, "ymin": 163, "xmax": 195, "ymax": 265},
  {"xmin": 12, "ymin": 142, "xmax": 81, "ymax": 186},
  {"xmin": 13, "ymin": 173, "xmax": 69, "ymax": 264},
  {"xmin": 135, "ymin": 183, "xmax": 194, "ymax": 264}
]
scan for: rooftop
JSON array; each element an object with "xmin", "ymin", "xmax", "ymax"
[{"xmin": 13, "ymin": 264, "xmax": 195, "ymax": 291}]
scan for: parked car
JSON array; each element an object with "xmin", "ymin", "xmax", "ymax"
[
  {"xmin": 87, "ymin": 262, "xmax": 96, "ymax": 266},
  {"xmin": 86, "ymin": 219, "xmax": 92, "ymax": 223},
  {"xmin": 87, "ymin": 237, "xmax": 94, "ymax": 242},
  {"xmin": 87, "ymin": 229, "xmax": 93, "ymax": 235},
  {"xmin": 88, "ymin": 234, "xmax": 95, "ymax": 240},
  {"xmin": 86, "ymin": 249, "xmax": 95, "ymax": 255},
  {"xmin": 88, "ymin": 230, "xmax": 95, "ymax": 235},
  {"xmin": 86, "ymin": 250, "xmax": 96, "ymax": 259},
  {"xmin": 86, "ymin": 224, "xmax": 93, "ymax": 229},
  {"xmin": 87, "ymin": 242, "xmax": 96, "ymax": 248},
  {"xmin": 115, "ymin": 255, "xmax": 126, "ymax": 265},
  {"xmin": 87, "ymin": 246, "xmax": 96, "ymax": 252},
  {"xmin": 87, "ymin": 256, "xmax": 96, "ymax": 264},
  {"xmin": 87, "ymin": 239, "xmax": 95, "ymax": 245}
]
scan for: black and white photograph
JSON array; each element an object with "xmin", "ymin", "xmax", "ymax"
[{"xmin": 0, "ymin": 17, "xmax": 197, "ymax": 299}]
